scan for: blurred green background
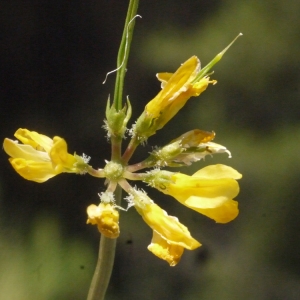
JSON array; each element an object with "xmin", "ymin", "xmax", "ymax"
[{"xmin": 1, "ymin": 0, "xmax": 300, "ymax": 299}]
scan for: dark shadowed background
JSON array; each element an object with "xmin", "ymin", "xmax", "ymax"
[{"xmin": 1, "ymin": 1, "xmax": 300, "ymax": 299}]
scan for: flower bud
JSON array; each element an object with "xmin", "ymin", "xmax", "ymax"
[{"xmin": 105, "ymin": 97, "xmax": 132, "ymax": 138}]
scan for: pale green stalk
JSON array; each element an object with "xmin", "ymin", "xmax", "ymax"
[
  {"xmin": 86, "ymin": 1, "xmax": 139, "ymax": 300},
  {"xmin": 113, "ymin": 0, "xmax": 140, "ymax": 110},
  {"xmin": 87, "ymin": 187, "xmax": 122, "ymax": 300}
]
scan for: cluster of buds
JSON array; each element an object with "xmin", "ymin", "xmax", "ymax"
[{"xmin": 3, "ymin": 36, "xmax": 242, "ymax": 266}]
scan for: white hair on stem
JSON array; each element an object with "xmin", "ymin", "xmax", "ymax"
[{"xmin": 102, "ymin": 14, "xmax": 142, "ymax": 84}]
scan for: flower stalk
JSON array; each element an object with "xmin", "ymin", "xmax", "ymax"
[
  {"xmin": 113, "ymin": 0, "xmax": 140, "ymax": 110},
  {"xmin": 86, "ymin": 236, "xmax": 117, "ymax": 300},
  {"xmin": 87, "ymin": 1, "xmax": 140, "ymax": 300},
  {"xmin": 86, "ymin": 186, "xmax": 122, "ymax": 300}
]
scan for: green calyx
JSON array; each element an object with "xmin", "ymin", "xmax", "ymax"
[
  {"xmin": 106, "ymin": 97, "xmax": 132, "ymax": 138},
  {"xmin": 134, "ymin": 111, "xmax": 158, "ymax": 141},
  {"xmin": 143, "ymin": 169, "xmax": 173, "ymax": 189}
]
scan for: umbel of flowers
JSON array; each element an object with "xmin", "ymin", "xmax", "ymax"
[{"xmin": 3, "ymin": 36, "xmax": 242, "ymax": 266}]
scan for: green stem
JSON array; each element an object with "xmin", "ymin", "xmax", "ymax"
[
  {"xmin": 123, "ymin": 170, "xmax": 147, "ymax": 181},
  {"xmin": 113, "ymin": 0, "xmax": 140, "ymax": 110},
  {"xmin": 87, "ymin": 166, "xmax": 105, "ymax": 178},
  {"xmin": 111, "ymin": 135, "xmax": 123, "ymax": 162},
  {"xmin": 121, "ymin": 135, "xmax": 139, "ymax": 163},
  {"xmin": 125, "ymin": 158, "xmax": 155, "ymax": 172},
  {"xmin": 87, "ymin": 186, "xmax": 122, "ymax": 300},
  {"xmin": 86, "ymin": 237, "xmax": 116, "ymax": 300}
]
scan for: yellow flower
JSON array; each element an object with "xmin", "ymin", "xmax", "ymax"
[
  {"xmin": 151, "ymin": 129, "xmax": 231, "ymax": 167},
  {"xmin": 135, "ymin": 56, "xmax": 216, "ymax": 138},
  {"xmin": 3, "ymin": 128, "xmax": 87, "ymax": 183},
  {"xmin": 147, "ymin": 56, "xmax": 214, "ymax": 128},
  {"xmin": 156, "ymin": 164, "xmax": 242, "ymax": 223},
  {"xmin": 170, "ymin": 129, "xmax": 231, "ymax": 165},
  {"xmin": 86, "ymin": 203, "xmax": 120, "ymax": 238},
  {"xmin": 134, "ymin": 35, "xmax": 243, "ymax": 140},
  {"xmin": 134, "ymin": 200, "xmax": 201, "ymax": 266}
]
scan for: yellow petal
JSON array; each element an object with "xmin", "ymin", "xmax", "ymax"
[
  {"xmin": 169, "ymin": 175, "xmax": 240, "ymax": 204},
  {"xmin": 9, "ymin": 158, "xmax": 58, "ymax": 183},
  {"xmin": 3, "ymin": 138, "xmax": 49, "ymax": 161},
  {"xmin": 135, "ymin": 203, "xmax": 201, "ymax": 250},
  {"xmin": 148, "ymin": 231, "xmax": 184, "ymax": 266},
  {"xmin": 156, "ymin": 56, "xmax": 199, "ymax": 102},
  {"xmin": 145, "ymin": 56, "xmax": 199, "ymax": 117},
  {"xmin": 192, "ymin": 164, "xmax": 242, "ymax": 180},
  {"xmin": 156, "ymin": 72, "xmax": 173, "ymax": 88},
  {"xmin": 14, "ymin": 128, "xmax": 53, "ymax": 152},
  {"xmin": 50, "ymin": 137, "xmax": 77, "ymax": 171},
  {"xmin": 189, "ymin": 199, "xmax": 239, "ymax": 223},
  {"xmin": 171, "ymin": 129, "xmax": 215, "ymax": 146},
  {"xmin": 154, "ymin": 77, "xmax": 210, "ymax": 129}
]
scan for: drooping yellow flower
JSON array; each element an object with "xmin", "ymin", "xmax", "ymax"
[
  {"xmin": 154, "ymin": 164, "xmax": 242, "ymax": 223},
  {"xmin": 148, "ymin": 231, "xmax": 184, "ymax": 267},
  {"xmin": 133, "ymin": 194, "xmax": 201, "ymax": 266},
  {"xmin": 134, "ymin": 56, "xmax": 216, "ymax": 139},
  {"xmin": 3, "ymin": 128, "xmax": 88, "ymax": 183},
  {"xmin": 86, "ymin": 203, "xmax": 120, "ymax": 238}
]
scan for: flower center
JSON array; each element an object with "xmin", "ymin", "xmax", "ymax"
[{"xmin": 104, "ymin": 161, "xmax": 124, "ymax": 181}]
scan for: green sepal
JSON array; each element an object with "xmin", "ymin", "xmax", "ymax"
[
  {"xmin": 143, "ymin": 169, "xmax": 173, "ymax": 189},
  {"xmin": 134, "ymin": 111, "xmax": 158, "ymax": 141},
  {"xmin": 105, "ymin": 96, "xmax": 132, "ymax": 138}
]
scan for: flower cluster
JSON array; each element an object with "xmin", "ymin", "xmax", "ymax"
[{"xmin": 3, "ymin": 41, "xmax": 241, "ymax": 266}]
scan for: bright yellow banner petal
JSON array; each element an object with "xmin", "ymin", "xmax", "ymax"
[
  {"xmin": 156, "ymin": 56, "xmax": 200, "ymax": 102},
  {"xmin": 3, "ymin": 138, "xmax": 49, "ymax": 162},
  {"xmin": 192, "ymin": 164, "xmax": 242, "ymax": 180},
  {"xmin": 171, "ymin": 178, "xmax": 240, "ymax": 205},
  {"xmin": 145, "ymin": 56, "xmax": 199, "ymax": 117}
]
